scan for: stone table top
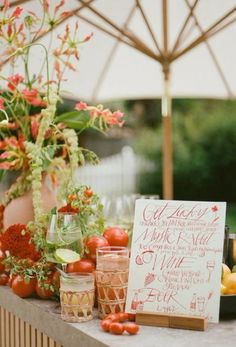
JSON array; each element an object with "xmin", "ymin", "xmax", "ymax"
[{"xmin": 0, "ymin": 286, "xmax": 236, "ymax": 347}]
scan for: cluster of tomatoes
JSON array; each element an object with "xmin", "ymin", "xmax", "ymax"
[
  {"xmin": 59, "ymin": 187, "xmax": 95, "ymax": 213},
  {"xmin": 83, "ymin": 225, "xmax": 129, "ymax": 263},
  {"xmin": 65, "ymin": 226, "xmax": 129, "ymax": 273},
  {"xmin": 100, "ymin": 312, "xmax": 139, "ymax": 335},
  {"xmin": 0, "ymin": 217, "xmax": 129, "ymax": 300},
  {"xmin": 8, "ymin": 270, "xmax": 60, "ymax": 299},
  {"xmin": 0, "ymin": 249, "xmax": 8, "ymax": 286},
  {"xmin": 0, "ymin": 250, "xmax": 60, "ymax": 299}
]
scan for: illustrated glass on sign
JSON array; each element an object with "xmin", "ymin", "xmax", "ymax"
[
  {"xmin": 197, "ymin": 297, "xmax": 205, "ymax": 315},
  {"xmin": 190, "ymin": 293, "xmax": 197, "ymax": 313},
  {"xmin": 206, "ymin": 260, "xmax": 215, "ymax": 282}
]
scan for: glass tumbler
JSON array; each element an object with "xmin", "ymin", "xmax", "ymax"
[
  {"xmin": 60, "ymin": 272, "xmax": 95, "ymax": 322},
  {"xmin": 96, "ymin": 246, "xmax": 129, "ymax": 319}
]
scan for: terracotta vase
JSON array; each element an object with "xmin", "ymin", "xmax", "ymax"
[{"xmin": 3, "ymin": 178, "xmax": 57, "ymax": 230}]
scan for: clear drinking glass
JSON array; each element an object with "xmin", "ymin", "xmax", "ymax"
[
  {"xmin": 60, "ymin": 272, "xmax": 95, "ymax": 322},
  {"xmin": 101, "ymin": 194, "xmax": 139, "ymax": 240},
  {"xmin": 46, "ymin": 213, "xmax": 83, "ymax": 268},
  {"xmin": 96, "ymin": 246, "xmax": 129, "ymax": 319}
]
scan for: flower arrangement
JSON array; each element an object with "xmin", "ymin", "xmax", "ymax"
[
  {"xmin": 0, "ymin": 1, "xmax": 123, "ymax": 222},
  {"xmin": 0, "ymin": 0, "xmax": 124, "ymax": 295}
]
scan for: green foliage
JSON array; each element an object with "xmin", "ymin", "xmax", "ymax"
[
  {"xmin": 226, "ymin": 204, "xmax": 236, "ymax": 232},
  {"xmin": 134, "ymin": 100, "xmax": 236, "ymax": 202},
  {"xmin": 55, "ymin": 110, "xmax": 90, "ymax": 130}
]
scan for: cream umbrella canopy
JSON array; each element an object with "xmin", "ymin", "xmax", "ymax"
[{"xmin": 5, "ymin": 0, "xmax": 236, "ymax": 199}]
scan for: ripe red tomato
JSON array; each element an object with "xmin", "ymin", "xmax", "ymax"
[
  {"xmin": 0, "ymin": 263, "xmax": 5, "ymax": 273},
  {"xmin": 0, "ymin": 273, "xmax": 9, "ymax": 285},
  {"xmin": 67, "ymin": 194, "xmax": 77, "ymax": 202},
  {"xmin": 51, "ymin": 271, "xmax": 60, "ymax": 291},
  {"xmin": 84, "ymin": 188, "xmax": 93, "ymax": 198},
  {"xmin": 7, "ymin": 275, "xmax": 16, "ymax": 288},
  {"xmin": 100, "ymin": 319, "xmax": 112, "ymax": 332},
  {"xmin": 12, "ymin": 275, "xmax": 36, "ymax": 298},
  {"xmin": 118, "ymin": 312, "xmax": 129, "ymax": 322},
  {"xmin": 35, "ymin": 279, "xmax": 54, "ymax": 299},
  {"xmin": 105, "ymin": 313, "xmax": 120, "ymax": 322},
  {"xmin": 0, "ymin": 249, "xmax": 5, "ymax": 273},
  {"xmin": 85, "ymin": 235, "xmax": 109, "ymax": 262},
  {"xmin": 67, "ymin": 258, "xmax": 95, "ymax": 273},
  {"xmin": 103, "ymin": 227, "xmax": 128, "ymax": 247},
  {"xmin": 128, "ymin": 313, "xmax": 136, "ymax": 321},
  {"xmin": 109, "ymin": 322, "xmax": 124, "ymax": 335},
  {"xmin": 123, "ymin": 322, "xmax": 139, "ymax": 335}
]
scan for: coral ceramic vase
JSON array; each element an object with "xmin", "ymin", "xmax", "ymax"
[{"xmin": 3, "ymin": 179, "xmax": 56, "ymax": 229}]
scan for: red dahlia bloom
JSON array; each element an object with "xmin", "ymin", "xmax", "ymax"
[{"xmin": 0, "ymin": 224, "xmax": 40, "ymax": 261}]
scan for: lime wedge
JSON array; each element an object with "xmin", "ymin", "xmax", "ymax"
[{"xmin": 54, "ymin": 248, "xmax": 80, "ymax": 264}]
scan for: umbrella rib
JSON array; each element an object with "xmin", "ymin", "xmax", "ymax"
[
  {"xmin": 171, "ymin": 6, "xmax": 236, "ymax": 61},
  {"xmin": 171, "ymin": 0, "xmax": 199, "ymax": 55},
  {"xmin": 88, "ymin": 4, "xmax": 137, "ymax": 102},
  {"xmin": 162, "ymin": 0, "xmax": 168, "ymax": 55},
  {"xmin": 184, "ymin": 0, "xmax": 233, "ymax": 98},
  {"xmin": 77, "ymin": 0, "xmax": 161, "ymax": 63},
  {"xmin": 135, "ymin": 0, "xmax": 164, "ymax": 57},
  {"xmin": 178, "ymin": 21, "xmax": 197, "ymax": 47},
  {"xmin": 76, "ymin": 13, "xmax": 158, "ymax": 64},
  {"xmin": 8, "ymin": 0, "xmax": 31, "ymax": 7}
]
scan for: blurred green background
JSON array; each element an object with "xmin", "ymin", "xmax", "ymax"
[
  {"xmin": 124, "ymin": 98, "xmax": 236, "ymax": 233},
  {"xmin": 72, "ymin": 98, "xmax": 236, "ymax": 232}
]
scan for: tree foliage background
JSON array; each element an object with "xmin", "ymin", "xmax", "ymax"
[{"xmin": 126, "ymin": 99, "xmax": 236, "ymax": 203}]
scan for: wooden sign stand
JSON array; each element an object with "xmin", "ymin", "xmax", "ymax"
[{"xmin": 136, "ymin": 311, "xmax": 207, "ymax": 331}]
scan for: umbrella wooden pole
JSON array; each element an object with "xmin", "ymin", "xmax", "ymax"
[{"xmin": 162, "ymin": 69, "xmax": 173, "ymax": 200}]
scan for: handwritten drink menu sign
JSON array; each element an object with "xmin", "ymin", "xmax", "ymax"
[{"xmin": 125, "ymin": 200, "xmax": 226, "ymax": 323}]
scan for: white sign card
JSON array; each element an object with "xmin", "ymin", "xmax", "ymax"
[{"xmin": 125, "ymin": 200, "xmax": 226, "ymax": 323}]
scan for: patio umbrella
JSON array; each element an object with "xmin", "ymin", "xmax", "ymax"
[{"xmin": 5, "ymin": 0, "xmax": 236, "ymax": 199}]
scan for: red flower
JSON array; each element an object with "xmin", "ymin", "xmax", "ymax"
[
  {"xmin": 10, "ymin": 6, "xmax": 22, "ymax": 19},
  {"xmin": 81, "ymin": 32, "xmax": 93, "ymax": 43},
  {"xmin": 0, "ymin": 135, "xmax": 27, "ymax": 170},
  {"xmin": 104, "ymin": 110, "xmax": 124, "ymax": 127},
  {"xmin": 30, "ymin": 115, "xmax": 40, "ymax": 140},
  {"xmin": 0, "ymin": 204, "xmax": 5, "ymax": 232},
  {"xmin": 0, "ymin": 224, "xmax": 40, "ymax": 261},
  {"xmin": 7, "ymin": 23, "xmax": 12, "ymax": 38},
  {"xmin": 42, "ymin": 0, "xmax": 49, "ymax": 12},
  {"xmin": 0, "ymin": 98, "xmax": 5, "ymax": 110},
  {"xmin": 21, "ymin": 88, "xmax": 46, "ymax": 107},
  {"xmin": 58, "ymin": 203, "xmax": 79, "ymax": 213},
  {"xmin": 54, "ymin": 0, "xmax": 65, "ymax": 14},
  {"xmin": 7, "ymin": 74, "xmax": 23, "ymax": 91},
  {"xmin": 2, "ymin": 0, "xmax": 9, "ymax": 11},
  {"xmin": 75, "ymin": 101, "xmax": 87, "ymax": 111}
]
